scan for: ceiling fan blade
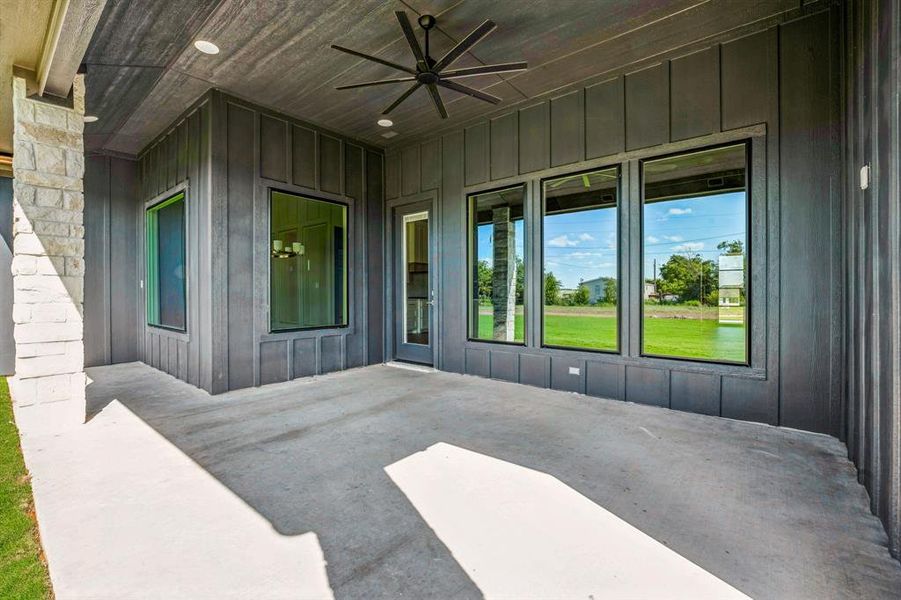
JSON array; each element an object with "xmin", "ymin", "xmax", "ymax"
[
  {"xmin": 383, "ymin": 82, "xmax": 422, "ymax": 115},
  {"xmin": 395, "ymin": 11, "xmax": 427, "ymax": 71},
  {"xmin": 426, "ymin": 84, "xmax": 448, "ymax": 119},
  {"xmin": 335, "ymin": 76, "xmax": 416, "ymax": 90},
  {"xmin": 331, "ymin": 44, "xmax": 416, "ymax": 75},
  {"xmin": 436, "ymin": 79, "xmax": 501, "ymax": 104},
  {"xmin": 439, "ymin": 61, "xmax": 528, "ymax": 79},
  {"xmin": 432, "ymin": 19, "xmax": 497, "ymax": 72}
]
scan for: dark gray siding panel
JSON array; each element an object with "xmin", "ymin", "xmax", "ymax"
[
  {"xmin": 366, "ymin": 151, "xmax": 385, "ymax": 364},
  {"xmin": 721, "ymin": 30, "xmax": 776, "ymax": 130},
  {"xmin": 260, "ymin": 115, "xmax": 287, "ymax": 182},
  {"xmin": 465, "ymin": 347, "xmax": 490, "ymax": 378},
  {"xmin": 626, "ymin": 366, "xmax": 669, "ymax": 407},
  {"xmin": 440, "ymin": 131, "xmax": 465, "ymax": 373},
  {"xmin": 721, "ymin": 376, "xmax": 777, "ymax": 425},
  {"xmin": 319, "ymin": 135, "xmax": 342, "ymax": 194},
  {"xmin": 420, "ymin": 139, "xmax": 440, "ymax": 192},
  {"xmin": 625, "ymin": 63, "xmax": 670, "ymax": 150},
  {"xmin": 778, "ymin": 11, "xmax": 837, "ymax": 433},
  {"xmin": 490, "ymin": 351, "xmax": 518, "ymax": 382},
  {"xmin": 464, "ymin": 122, "xmax": 489, "ymax": 186},
  {"xmin": 84, "ymin": 155, "xmax": 140, "ymax": 368},
  {"xmin": 551, "ymin": 357, "xmax": 585, "ymax": 394},
  {"xmin": 293, "ymin": 338, "xmax": 317, "ymax": 378},
  {"xmin": 226, "ymin": 102, "xmax": 256, "ymax": 391},
  {"xmin": 385, "ymin": 153, "xmax": 400, "ymax": 199},
  {"xmin": 292, "ymin": 126, "xmax": 316, "ymax": 188},
  {"xmin": 259, "ymin": 340, "xmax": 288, "ymax": 385},
  {"xmin": 585, "ymin": 77, "xmax": 625, "ymax": 160},
  {"xmin": 518, "ymin": 103, "xmax": 549, "ymax": 174},
  {"xmin": 519, "ymin": 354, "xmax": 549, "ymax": 388},
  {"xmin": 670, "ymin": 47, "xmax": 720, "ymax": 141},
  {"xmin": 550, "ymin": 90, "xmax": 584, "ymax": 167},
  {"xmin": 670, "ymin": 371, "xmax": 720, "ymax": 416},
  {"xmin": 490, "ymin": 112, "xmax": 518, "ymax": 180},
  {"xmin": 0, "ymin": 178, "xmax": 12, "ymax": 375},
  {"xmin": 401, "ymin": 145, "xmax": 419, "ymax": 196},
  {"xmin": 586, "ymin": 361, "xmax": 623, "ymax": 400},
  {"xmin": 320, "ymin": 336, "xmax": 343, "ymax": 373}
]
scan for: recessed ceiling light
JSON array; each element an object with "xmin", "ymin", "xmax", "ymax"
[
  {"xmin": 194, "ymin": 40, "xmax": 220, "ymax": 55},
  {"xmin": 83, "ymin": 115, "xmax": 98, "ymax": 123},
  {"xmin": 377, "ymin": 118, "xmax": 393, "ymax": 127}
]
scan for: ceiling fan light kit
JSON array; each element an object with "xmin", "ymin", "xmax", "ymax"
[{"xmin": 331, "ymin": 11, "xmax": 527, "ymax": 119}]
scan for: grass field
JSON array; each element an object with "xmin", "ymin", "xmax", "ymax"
[
  {"xmin": 477, "ymin": 307, "xmax": 746, "ymax": 362},
  {"xmin": 0, "ymin": 378, "xmax": 52, "ymax": 599}
]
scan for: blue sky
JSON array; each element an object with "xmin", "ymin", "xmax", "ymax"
[{"xmin": 476, "ymin": 191, "xmax": 746, "ymax": 289}]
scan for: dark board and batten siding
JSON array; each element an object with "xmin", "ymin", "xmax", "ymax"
[
  {"xmin": 83, "ymin": 155, "xmax": 140, "ymax": 367},
  {"xmin": 137, "ymin": 97, "xmax": 213, "ymax": 391},
  {"xmin": 214, "ymin": 93, "xmax": 384, "ymax": 393},
  {"xmin": 385, "ymin": 11, "xmax": 843, "ymax": 436},
  {"xmin": 845, "ymin": 0, "xmax": 901, "ymax": 559}
]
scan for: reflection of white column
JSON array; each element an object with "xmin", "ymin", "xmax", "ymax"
[
  {"xmin": 9, "ymin": 75, "xmax": 86, "ymax": 431},
  {"xmin": 387, "ymin": 443, "xmax": 750, "ymax": 599},
  {"xmin": 491, "ymin": 207, "xmax": 515, "ymax": 341}
]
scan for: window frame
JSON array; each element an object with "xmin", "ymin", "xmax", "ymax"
[
  {"xmin": 266, "ymin": 188, "xmax": 350, "ymax": 334},
  {"xmin": 145, "ymin": 190, "xmax": 188, "ymax": 333},
  {"xmin": 638, "ymin": 139, "xmax": 752, "ymax": 367},
  {"xmin": 539, "ymin": 164, "xmax": 623, "ymax": 355},
  {"xmin": 466, "ymin": 183, "xmax": 529, "ymax": 346}
]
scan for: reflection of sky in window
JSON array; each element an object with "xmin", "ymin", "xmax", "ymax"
[
  {"xmin": 477, "ymin": 219, "xmax": 525, "ymax": 266},
  {"xmin": 643, "ymin": 191, "xmax": 746, "ymax": 279},
  {"xmin": 543, "ymin": 207, "xmax": 618, "ymax": 289}
]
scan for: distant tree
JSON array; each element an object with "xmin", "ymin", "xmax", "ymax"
[
  {"xmin": 572, "ymin": 284, "xmax": 590, "ymax": 306},
  {"xmin": 515, "ymin": 257, "xmax": 525, "ymax": 304},
  {"xmin": 477, "ymin": 260, "xmax": 492, "ymax": 301},
  {"xmin": 717, "ymin": 240, "xmax": 744, "ymax": 254},
  {"xmin": 544, "ymin": 271, "xmax": 561, "ymax": 305},
  {"xmin": 603, "ymin": 278, "xmax": 617, "ymax": 304},
  {"xmin": 658, "ymin": 254, "xmax": 718, "ymax": 303}
]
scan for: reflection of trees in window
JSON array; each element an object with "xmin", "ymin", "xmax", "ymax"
[
  {"xmin": 641, "ymin": 143, "xmax": 748, "ymax": 364},
  {"xmin": 146, "ymin": 192, "xmax": 186, "ymax": 331}
]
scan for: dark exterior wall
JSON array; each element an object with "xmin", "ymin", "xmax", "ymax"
[
  {"xmin": 845, "ymin": 0, "xmax": 901, "ymax": 559},
  {"xmin": 83, "ymin": 155, "xmax": 140, "ymax": 367},
  {"xmin": 0, "ymin": 177, "xmax": 12, "ymax": 375},
  {"xmin": 211, "ymin": 92, "xmax": 384, "ymax": 393},
  {"xmin": 137, "ymin": 95, "xmax": 214, "ymax": 391},
  {"xmin": 385, "ymin": 9, "xmax": 843, "ymax": 436}
]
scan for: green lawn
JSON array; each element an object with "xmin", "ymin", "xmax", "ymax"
[
  {"xmin": 477, "ymin": 312, "xmax": 746, "ymax": 362},
  {"xmin": 0, "ymin": 378, "xmax": 52, "ymax": 599}
]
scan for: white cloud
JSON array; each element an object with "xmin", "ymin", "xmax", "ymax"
[
  {"xmin": 548, "ymin": 235, "xmax": 579, "ymax": 247},
  {"xmin": 672, "ymin": 242, "xmax": 705, "ymax": 252},
  {"xmin": 569, "ymin": 251, "xmax": 604, "ymax": 258},
  {"xmin": 668, "ymin": 208, "xmax": 693, "ymax": 216},
  {"xmin": 646, "ymin": 235, "xmax": 660, "ymax": 244},
  {"xmin": 663, "ymin": 235, "xmax": 684, "ymax": 242},
  {"xmin": 578, "ymin": 233, "xmax": 595, "ymax": 242}
]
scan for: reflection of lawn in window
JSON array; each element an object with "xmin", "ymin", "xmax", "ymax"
[{"xmin": 476, "ymin": 305, "xmax": 745, "ymax": 362}]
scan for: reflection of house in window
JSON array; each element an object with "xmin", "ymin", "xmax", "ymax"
[
  {"xmin": 581, "ymin": 276, "xmax": 615, "ymax": 304},
  {"xmin": 718, "ymin": 253, "xmax": 744, "ymax": 323}
]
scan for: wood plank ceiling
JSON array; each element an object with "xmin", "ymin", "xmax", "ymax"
[{"xmin": 83, "ymin": 0, "xmax": 800, "ymax": 156}]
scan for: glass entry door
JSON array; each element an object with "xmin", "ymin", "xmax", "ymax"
[{"xmin": 394, "ymin": 203, "xmax": 434, "ymax": 364}]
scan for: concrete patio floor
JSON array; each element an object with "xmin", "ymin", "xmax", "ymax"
[{"xmin": 16, "ymin": 362, "xmax": 901, "ymax": 599}]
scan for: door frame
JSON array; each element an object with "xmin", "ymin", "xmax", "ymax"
[{"xmin": 385, "ymin": 191, "xmax": 440, "ymax": 366}]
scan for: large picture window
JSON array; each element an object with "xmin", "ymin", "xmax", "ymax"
[
  {"xmin": 641, "ymin": 143, "xmax": 748, "ymax": 364},
  {"xmin": 468, "ymin": 185, "xmax": 526, "ymax": 344},
  {"xmin": 542, "ymin": 167, "xmax": 619, "ymax": 351},
  {"xmin": 270, "ymin": 191, "xmax": 347, "ymax": 331},
  {"xmin": 146, "ymin": 191, "xmax": 187, "ymax": 331}
]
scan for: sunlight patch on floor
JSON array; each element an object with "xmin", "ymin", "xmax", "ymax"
[
  {"xmin": 386, "ymin": 442, "xmax": 749, "ymax": 600},
  {"xmin": 17, "ymin": 399, "xmax": 334, "ymax": 600}
]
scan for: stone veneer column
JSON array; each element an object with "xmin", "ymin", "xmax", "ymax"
[
  {"xmin": 8, "ymin": 75, "xmax": 86, "ymax": 430},
  {"xmin": 491, "ymin": 206, "xmax": 516, "ymax": 341}
]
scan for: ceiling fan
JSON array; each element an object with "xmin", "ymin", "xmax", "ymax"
[{"xmin": 331, "ymin": 11, "xmax": 527, "ymax": 119}]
